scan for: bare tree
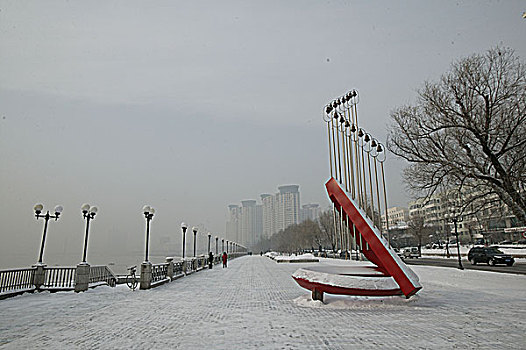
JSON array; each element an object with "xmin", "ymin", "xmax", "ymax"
[
  {"xmin": 317, "ymin": 209, "xmax": 337, "ymax": 251},
  {"xmin": 388, "ymin": 47, "xmax": 526, "ymax": 225},
  {"xmin": 408, "ymin": 214, "xmax": 433, "ymax": 252}
]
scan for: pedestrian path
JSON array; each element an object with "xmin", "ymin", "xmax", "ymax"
[{"xmin": 1, "ymin": 256, "xmax": 525, "ymax": 349}]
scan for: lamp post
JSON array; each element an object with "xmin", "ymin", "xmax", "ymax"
[
  {"xmin": 181, "ymin": 222, "xmax": 187, "ymax": 258},
  {"xmin": 222, "ymin": 238, "xmax": 224, "ymax": 253},
  {"xmin": 207, "ymin": 233, "xmax": 212, "ymax": 254},
  {"xmin": 226, "ymin": 240, "xmax": 229, "ymax": 254},
  {"xmin": 80, "ymin": 203, "xmax": 98, "ymax": 263},
  {"xmin": 34, "ymin": 204, "xmax": 63, "ymax": 264},
  {"xmin": 143, "ymin": 205, "xmax": 155, "ymax": 262},
  {"xmin": 446, "ymin": 211, "xmax": 464, "ymax": 270},
  {"xmin": 215, "ymin": 236, "xmax": 218, "ymax": 255},
  {"xmin": 192, "ymin": 226, "xmax": 198, "ymax": 257},
  {"xmin": 452, "ymin": 216, "xmax": 464, "ymax": 270}
]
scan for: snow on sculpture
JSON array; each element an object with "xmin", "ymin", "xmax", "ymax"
[{"xmin": 292, "ymin": 90, "xmax": 422, "ymax": 300}]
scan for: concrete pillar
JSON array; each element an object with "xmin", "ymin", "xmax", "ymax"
[
  {"xmin": 312, "ymin": 288, "xmax": 324, "ymax": 302},
  {"xmin": 32, "ymin": 264, "xmax": 46, "ymax": 290},
  {"xmin": 182, "ymin": 260, "xmax": 188, "ymax": 275},
  {"xmin": 166, "ymin": 257, "xmax": 174, "ymax": 280},
  {"xmin": 75, "ymin": 263, "xmax": 90, "ymax": 293},
  {"xmin": 140, "ymin": 261, "xmax": 152, "ymax": 290}
]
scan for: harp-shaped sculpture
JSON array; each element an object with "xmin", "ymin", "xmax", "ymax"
[{"xmin": 292, "ymin": 90, "xmax": 422, "ymax": 300}]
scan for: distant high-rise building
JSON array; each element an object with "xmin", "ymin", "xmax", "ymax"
[
  {"xmin": 226, "ymin": 204, "xmax": 240, "ymax": 243},
  {"xmin": 261, "ymin": 194, "xmax": 274, "ymax": 240},
  {"xmin": 274, "ymin": 185, "xmax": 300, "ymax": 233},
  {"xmin": 227, "ymin": 184, "xmax": 316, "ymax": 248},
  {"xmin": 240, "ymin": 200, "xmax": 256, "ymax": 247},
  {"xmin": 301, "ymin": 203, "xmax": 321, "ymax": 222}
]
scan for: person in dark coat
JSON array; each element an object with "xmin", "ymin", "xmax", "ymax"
[
  {"xmin": 222, "ymin": 251, "xmax": 228, "ymax": 268},
  {"xmin": 208, "ymin": 251, "xmax": 214, "ymax": 269}
]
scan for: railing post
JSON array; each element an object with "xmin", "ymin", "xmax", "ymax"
[
  {"xmin": 182, "ymin": 259, "xmax": 187, "ymax": 275},
  {"xmin": 140, "ymin": 261, "xmax": 152, "ymax": 290},
  {"xmin": 32, "ymin": 263, "xmax": 46, "ymax": 290},
  {"xmin": 166, "ymin": 257, "xmax": 174, "ymax": 280},
  {"xmin": 74, "ymin": 263, "xmax": 90, "ymax": 293}
]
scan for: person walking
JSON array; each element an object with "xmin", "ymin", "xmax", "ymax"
[
  {"xmin": 222, "ymin": 251, "xmax": 228, "ymax": 268},
  {"xmin": 208, "ymin": 251, "xmax": 214, "ymax": 269}
]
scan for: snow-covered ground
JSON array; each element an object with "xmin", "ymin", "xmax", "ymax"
[{"xmin": 1, "ymin": 256, "xmax": 525, "ymax": 349}]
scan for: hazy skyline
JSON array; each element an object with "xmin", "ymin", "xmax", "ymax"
[{"xmin": 1, "ymin": 1, "xmax": 525, "ymax": 268}]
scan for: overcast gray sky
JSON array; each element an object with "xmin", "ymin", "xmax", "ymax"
[{"xmin": 1, "ymin": 1, "xmax": 525, "ymax": 268}]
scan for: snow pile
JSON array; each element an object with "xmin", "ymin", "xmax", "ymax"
[
  {"xmin": 294, "ymin": 293, "xmax": 417, "ymax": 309},
  {"xmin": 274, "ymin": 253, "xmax": 319, "ymax": 263}
]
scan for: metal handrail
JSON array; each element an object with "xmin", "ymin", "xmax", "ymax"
[
  {"xmin": 0, "ymin": 268, "xmax": 35, "ymax": 293},
  {"xmin": 89, "ymin": 265, "xmax": 117, "ymax": 287}
]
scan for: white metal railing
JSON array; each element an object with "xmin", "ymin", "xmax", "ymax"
[
  {"xmin": 89, "ymin": 265, "xmax": 117, "ymax": 287},
  {"xmin": 42, "ymin": 266, "xmax": 76, "ymax": 289},
  {"xmin": 0, "ymin": 268, "xmax": 35, "ymax": 294}
]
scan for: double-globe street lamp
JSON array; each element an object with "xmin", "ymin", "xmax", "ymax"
[
  {"xmin": 34, "ymin": 204, "xmax": 63, "ymax": 264},
  {"xmin": 80, "ymin": 203, "xmax": 98, "ymax": 264},
  {"xmin": 143, "ymin": 205, "xmax": 155, "ymax": 262}
]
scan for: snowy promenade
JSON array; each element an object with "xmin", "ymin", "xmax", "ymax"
[{"xmin": 1, "ymin": 256, "xmax": 525, "ymax": 349}]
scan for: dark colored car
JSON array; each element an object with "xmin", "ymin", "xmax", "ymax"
[{"xmin": 467, "ymin": 247, "xmax": 515, "ymax": 266}]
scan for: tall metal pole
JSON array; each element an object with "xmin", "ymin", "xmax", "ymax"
[
  {"xmin": 193, "ymin": 230, "xmax": 197, "ymax": 257},
  {"xmin": 145, "ymin": 217, "xmax": 150, "ymax": 262},
  {"xmin": 82, "ymin": 216, "xmax": 91, "ymax": 263},
  {"xmin": 38, "ymin": 213, "xmax": 50, "ymax": 264},
  {"xmin": 454, "ymin": 219, "xmax": 464, "ymax": 270},
  {"xmin": 182, "ymin": 226, "xmax": 187, "ymax": 259}
]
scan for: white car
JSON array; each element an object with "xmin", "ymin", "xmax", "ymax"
[{"xmin": 403, "ymin": 247, "xmax": 420, "ymax": 259}]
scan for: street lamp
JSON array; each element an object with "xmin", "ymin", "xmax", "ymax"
[
  {"xmin": 207, "ymin": 232, "xmax": 212, "ymax": 254},
  {"xmin": 226, "ymin": 240, "xmax": 229, "ymax": 254},
  {"xmin": 222, "ymin": 238, "xmax": 224, "ymax": 252},
  {"xmin": 192, "ymin": 226, "xmax": 198, "ymax": 257},
  {"xmin": 215, "ymin": 236, "xmax": 219, "ymax": 255},
  {"xmin": 446, "ymin": 211, "xmax": 464, "ymax": 270},
  {"xmin": 181, "ymin": 222, "xmax": 187, "ymax": 258},
  {"xmin": 80, "ymin": 203, "xmax": 98, "ymax": 263},
  {"xmin": 143, "ymin": 205, "xmax": 155, "ymax": 262},
  {"xmin": 34, "ymin": 203, "xmax": 63, "ymax": 264}
]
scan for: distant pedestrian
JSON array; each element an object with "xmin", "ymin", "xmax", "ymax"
[
  {"xmin": 208, "ymin": 251, "xmax": 214, "ymax": 269},
  {"xmin": 222, "ymin": 251, "xmax": 228, "ymax": 268}
]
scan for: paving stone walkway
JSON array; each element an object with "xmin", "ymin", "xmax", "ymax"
[{"xmin": 1, "ymin": 256, "xmax": 525, "ymax": 349}]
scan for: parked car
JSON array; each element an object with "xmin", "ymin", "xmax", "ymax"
[
  {"xmin": 403, "ymin": 247, "xmax": 420, "ymax": 259},
  {"xmin": 467, "ymin": 247, "xmax": 515, "ymax": 266}
]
